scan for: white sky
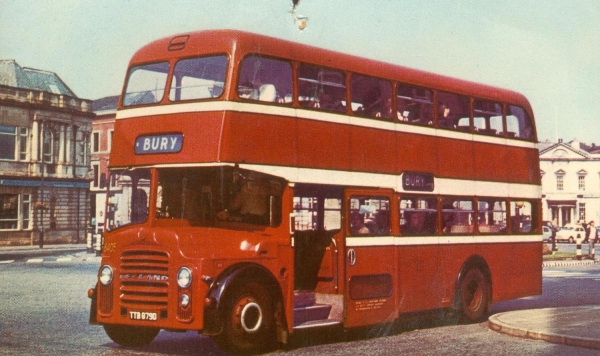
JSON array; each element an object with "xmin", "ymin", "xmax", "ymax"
[{"xmin": 1, "ymin": 0, "xmax": 599, "ymax": 144}]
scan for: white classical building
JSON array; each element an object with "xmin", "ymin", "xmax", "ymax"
[{"xmin": 539, "ymin": 139, "xmax": 600, "ymax": 227}]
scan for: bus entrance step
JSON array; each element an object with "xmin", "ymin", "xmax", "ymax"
[
  {"xmin": 293, "ymin": 319, "xmax": 342, "ymax": 330},
  {"xmin": 293, "ymin": 303, "xmax": 332, "ymax": 326},
  {"xmin": 293, "ymin": 290, "xmax": 316, "ymax": 308}
]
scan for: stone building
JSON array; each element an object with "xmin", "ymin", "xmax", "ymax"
[
  {"xmin": 539, "ymin": 139, "xmax": 600, "ymax": 227},
  {"xmin": 90, "ymin": 95, "xmax": 118, "ymax": 233},
  {"xmin": 0, "ymin": 60, "xmax": 93, "ymax": 246}
]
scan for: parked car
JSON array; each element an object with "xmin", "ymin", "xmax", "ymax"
[
  {"xmin": 543, "ymin": 226, "xmax": 554, "ymax": 242},
  {"xmin": 543, "ymin": 220, "xmax": 560, "ymax": 232},
  {"xmin": 554, "ymin": 225, "xmax": 586, "ymax": 243}
]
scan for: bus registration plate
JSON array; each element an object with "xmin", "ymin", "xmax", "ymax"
[{"xmin": 129, "ymin": 311, "xmax": 157, "ymax": 321}]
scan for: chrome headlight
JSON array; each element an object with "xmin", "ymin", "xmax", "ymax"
[
  {"xmin": 99, "ymin": 265, "xmax": 113, "ymax": 286},
  {"xmin": 177, "ymin": 267, "xmax": 192, "ymax": 289}
]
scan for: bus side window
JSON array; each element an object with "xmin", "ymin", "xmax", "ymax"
[
  {"xmin": 473, "ymin": 100, "xmax": 503, "ymax": 137},
  {"xmin": 477, "ymin": 200, "xmax": 507, "ymax": 234},
  {"xmin": 396, "ymin": 84, "xmax": 434, "ymax": 126},
  {"xmin": 297, "ymin": 64, "xmax": 347, "ymax": 112},
  {"xmin": 510, "ymin": 201, "xmax": 533, "ymax": 234},
  {"xmin": 237, "ymin": 55, "xmax": 293, "ymax": 104},
  {"xmin": 350, "ymin": 74, "xmax": 392, "ymax": 120},
  {"xmin": 506, "ymin": 105, "xmax": 534, "ymax": 140},
  {"xmin": 349, "ymin": 196, "xmax": 390, "ymax": 236},
  {"xmin": 400, "ymin": 196, "xmax": 437, "ymax": 236},
  {"xmin": 441, "ymin": 198, "xmax": 474, "ymax": 235},
  {"xmin": 437, "ymin": 92, "xmax": 470, "ymax": 131}
]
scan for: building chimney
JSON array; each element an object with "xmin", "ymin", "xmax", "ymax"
[{"xmin": 558, "ymin": 138, "xmax": 563, "ymax": 143}]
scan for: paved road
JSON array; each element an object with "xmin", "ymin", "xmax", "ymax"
[{"xmin": 1, "ymin": 253, "xmax": 600, "ymax": 355}]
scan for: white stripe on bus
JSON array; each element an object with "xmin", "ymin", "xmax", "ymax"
[
  {"xmin": 237, "ymin": 163, "xmax": 541, "ymax": 199},
  {"xmin": 115, "ymin": 102, "xmax": 538, "ymax": 150},
  {"xmin": 345, "ymin": 235, "xmax": 542, "ymax": 247},
  {"xmin": 113, "ymin": 162, "xmax": 540, "ymax": 199}
]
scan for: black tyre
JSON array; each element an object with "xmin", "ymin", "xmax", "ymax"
[
  {"xmin": 214, "ymin": 282, "xmax": 276, "ymax": 354},
  {"xmin": 103, "ymin": 324, "xmax": 159, "ymax": 347},
  {"xmin": 568, "ymin": 236, "xmax": 574, "ymax": 244},
  {"xmin": 457, "ymin": 269, "xmax": 490, "ymax": 322}
]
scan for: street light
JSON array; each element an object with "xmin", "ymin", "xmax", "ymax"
[{"xmin": 38, "ymin": 120, "xmax": 48, "ymax": 249}]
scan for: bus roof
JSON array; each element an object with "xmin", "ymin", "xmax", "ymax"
[{"xmin": 127, "ymin": 29, "xmax": 534, "ymax": 118}]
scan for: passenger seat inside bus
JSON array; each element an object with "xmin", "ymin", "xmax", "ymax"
[{"xmin": 258, "ymin": 84, "xmax": 277, "ymax": 102}]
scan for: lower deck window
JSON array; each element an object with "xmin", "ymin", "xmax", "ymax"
[
  {"xmin": 442, "ymin": 199, "xmax": 474, "ymax": 235},
  {"xmin": 510, "ymin": 201, "xmax": 534, "ymax": 234},
  {"xmin": 478, "ymin": 200, "xmax": 507, "ymax": 234},
  {"xmin": 400, "ymin": 196, "xmax": 437, "ymax": 236},
  {"xmin": 349, "ymin": 196, "xmax": 390, "ymax": 236}
]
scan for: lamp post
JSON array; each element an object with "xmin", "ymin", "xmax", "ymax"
[{"xmin": 39, "ymin": 120, "xmax": 46, "ymax": 249}]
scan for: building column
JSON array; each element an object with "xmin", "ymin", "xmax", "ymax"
[
  {"xmin": 57, "ymin": 124, "xmax": 66, "ymax": 176},
  {"xmin": 65, "ymin": 126, "xmax": 73, "ymax": 177},
  {"xmin": 31, "ymin": 120, "xmax": 39, "ymax": 163}
]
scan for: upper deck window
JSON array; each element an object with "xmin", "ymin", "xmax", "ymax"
[
  {"xmin": 396, "ymin": 84, "xmax": 434, "ymax": 125},
  {"xmin": 473, "ymin": 100, "xmax": 503, "ymax": 136},
  {"xmin": 350, "ymin": 74, "xmax": 392, "ymax": 119},
  {"xmin": 298, "ymin": 64, "xmax": 347, "ymax": 112},
  {"xmin": 506, "ymin": 105, "xmax": 534, "ymax": 140},
  {"xmin": 123, "ymin": 62, "xmax": 169, "ymax": 106},
  {"xmin": 169, "ymin": 55, "xmax": 228, "ymax": 101},
  {"xmin": 237, "ymin": 55, "xmax": 292, "ymax": 104},
  {"xmin": 437, "ymin": 92, "xmax": 470, "ymax": 132}
]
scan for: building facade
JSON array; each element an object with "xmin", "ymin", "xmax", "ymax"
[
  {"xmin": 90, "ymin": 96, "xmax": 118, "ymax": 233},
  {"xmin": 0, "ymin": 60, "xmax": 93, "ymax": 246},
  {"xmin": 540, "ymin": 139, "xmax": 600, "ymax": 227}
]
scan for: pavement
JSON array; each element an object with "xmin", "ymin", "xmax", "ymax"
[
  {"xmin": 0, "ymin": 243, "xmax": 92, "ymax": 261},
  {"xmin": 2, "ymin": 244, "xmax": 600, "ymax": 350},
  {"xmin": 489, "ymin": 306, "xmax": 600, "ymax": 350}
]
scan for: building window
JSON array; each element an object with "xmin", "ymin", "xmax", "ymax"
[
  {"xmin": 579, "ymin": 175, "xmax": 586, "ymax": 191},
  {"xmin": 92, "ymin": 132, "xmax": 100, "ymax": 153},
  {"xmin": 579, "ymin": 203, "xmax": 586, "ymax": 221},
  {"xmin": 76, "ymin": 132, "xmax": 89, "ymax": 166},
  {"xmin": 19, "ymin": 127, "xmax": 29, "ymax": 161},
  {"xmin": 108, "ymin": 130, "xmax": 114, "ymax": 151},
  {"xmin": 556, "ymin": 175, "xmax": 564, "ymax": 191},
  {"xmin": 42, "ymin": 129, "xmax": 53, "ymax": 164},
  {"xmin": 0, "ymin": 125, "xmax": 19, "ymax": 161},
  {"xmin": 22, "ymin": 194, "xmax": 31, "ymax": 229},
  {"xmin": 0, "ymin": 193, "xmax": 30, "ymax": 230},
  {"xmin": 92, "ymin": 163, "xmax": 99, "ymax": 188},
  {"xmin": 110, "ymin": 171, "xmax": 119, "ymax": 188}
]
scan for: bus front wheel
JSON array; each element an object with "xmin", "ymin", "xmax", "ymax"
[
  {"xmin": 458, "ymin": 269, "xmax": 490, "ymax": 322},
  {"xmin": 103, "ymin": 324, "xmax": 159, "ymax": 347},
  {"xmin": 215, "ymin": 282, "xmax": 276, "ymax": 354}
]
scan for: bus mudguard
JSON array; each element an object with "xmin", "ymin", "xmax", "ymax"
[{"xmin": 203, "ymin": 263, "xmax": 283, "ymax": 335}]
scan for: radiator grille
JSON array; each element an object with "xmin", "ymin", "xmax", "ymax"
[
  {"xmin": 99, "ymin": 284, "xmax": 113, "ymax": 314},
  {"xmin": 119, "ymin": 250, "xmax": 170, "ymax": 308}
]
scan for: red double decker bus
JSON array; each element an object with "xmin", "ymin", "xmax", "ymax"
[{"xmin": 89, "ymin": 30, "xmax": 541, "ymax": 353}]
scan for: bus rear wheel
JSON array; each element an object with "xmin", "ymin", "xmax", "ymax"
[
  {"xmin": 214, "ymin": 282, "xmax": 276, "ymax": 354},
  {"xmin": 458, "ymin": 269, "xmax": 490, "ymax": 322},
  {"xmin": 103, "ymin": 324, "xmax": 159, "ymax": 347}
]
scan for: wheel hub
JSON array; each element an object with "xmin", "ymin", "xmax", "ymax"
[{"xmin": 238, "ymin": 300, "xmax": 263, "ymax": 333}]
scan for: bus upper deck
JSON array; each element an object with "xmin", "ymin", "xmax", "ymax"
[{"xmin": 110, "ymin": 30, "xmax": 539, "ymax": 190}]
